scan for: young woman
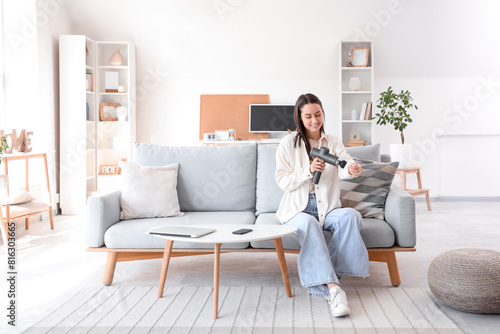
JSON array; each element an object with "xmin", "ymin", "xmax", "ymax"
[{"xmin": 275, "ymin": 93, "xmax": 369, "ymax": 317}]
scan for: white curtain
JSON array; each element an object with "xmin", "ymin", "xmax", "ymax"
[{"xmin": 1, "ymin": 0, "xmax": 57, "ymax": 209}]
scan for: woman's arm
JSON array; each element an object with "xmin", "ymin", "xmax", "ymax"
[
  {"xmin": 333, "ymin": 138, "xmax": 358, "ymax": 179},
  {"xmin": 275, "ymin": 142, "xmax": 312, "ymax": 192}
]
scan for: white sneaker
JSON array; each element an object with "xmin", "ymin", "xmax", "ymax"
[{"xmin": 328, "ymin": 286, "xmax": 350, "ymax": 317}]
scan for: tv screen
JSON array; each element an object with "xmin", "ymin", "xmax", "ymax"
[{"xmin": 249, "ymin": 104, "xmax": 296, "ymax": 133}]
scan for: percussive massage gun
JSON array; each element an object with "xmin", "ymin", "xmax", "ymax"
[{"xmin": 310, "ymin": 147, "xmax": 347, "ymax": 184}]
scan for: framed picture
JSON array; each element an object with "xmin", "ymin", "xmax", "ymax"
[
  {"xmin": 350, "ymin": 47, "xmax": 369, "ymax": 67},
  {"xmin": 86, "ymin": 73, "xmax": 93, "ymax": 92},
  {"xmin": 99, "ymin": 102, "xmax": 120, "ymax": 121},
  {"xmin": 349, "ymin": 130, "xmax": 361, "ymax": 141},
  {"xmin": 105, "ymin": 71, "xmax": 119, "ymax": 92},
  {"xmin": 100, "ymin": 165, "xmax": 118, "ymax": 175}
]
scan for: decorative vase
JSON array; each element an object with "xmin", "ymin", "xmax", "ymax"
[
  {"xmin": 349, "ymin": 77, "xmax": 361, "ymax": 91},
  {"xmin": 390, "ymin": 144, "xmax": 413, "ymax": 168},
  {"xmin": 116, "ymin": 107, "xmax": 127, "ymax": 121},
  {"xmin": 110, "ymin": 48, "xmax": 124, "ymax": 66},
  {"xmin": 351, "ymin": 109, "xmax": 359, "ymax": 120}
]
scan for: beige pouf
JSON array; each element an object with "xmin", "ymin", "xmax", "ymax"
[{"xmin": 428, "ymin": 248, "xmax": 500, "ymax": 314}]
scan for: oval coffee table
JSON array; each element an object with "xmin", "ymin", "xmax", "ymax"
[{"xmin": 149, "ymin": 224, "xmax": 297, "ymax": 319}]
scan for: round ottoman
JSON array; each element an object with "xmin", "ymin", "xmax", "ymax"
[{"xmin": 428, "ymin": 248, "xmax": 500, "ymax": 314}]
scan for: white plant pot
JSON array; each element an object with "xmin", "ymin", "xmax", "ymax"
[{"xmin": 390, "ymin": 144, "xmax": 412, "ymax": 168}]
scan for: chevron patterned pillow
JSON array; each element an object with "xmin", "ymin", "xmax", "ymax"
[{"xmin": 340, "ymin": 160, "xmax": 399, "ymax": 220}]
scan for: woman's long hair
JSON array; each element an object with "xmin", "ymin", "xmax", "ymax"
[{"xmin": 293, "ymin": 93, "xmax": 325, "ymax": 161}]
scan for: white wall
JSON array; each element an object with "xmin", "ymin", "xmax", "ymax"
[
  {"xmin": 55, "ymin": 0, "xmax": 500, "ymax": 199},
  {"xmin": 1, "ymin": 0, "xmax": 75, "ymax": 206},
  {"xmin": 2, "ymin": 0, "xmax": 40, "ymax": 131}
]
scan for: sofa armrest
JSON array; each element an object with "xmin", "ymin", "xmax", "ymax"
[
  {"xmin": 384, "ymin": 184, "xmax": 416, "ymax": 247},
  {"xmin": 381, "ymin": 153, "xmax": 391, "ymax": 162},
  {"xmin": 86, "ymin": 190, "xmax": 122, "ymax": 247}
]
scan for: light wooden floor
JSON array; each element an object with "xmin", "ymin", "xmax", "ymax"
[{"xmin": 1, "ymin": 201, "xmax": 499, "ymax": 333}]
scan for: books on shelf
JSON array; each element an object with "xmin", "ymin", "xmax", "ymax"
[
  {"xmin": 364, "ymin": 102, "xmax": 372, "ymax": 120},
  {"xmin": 347, "ymin": 140, "xmax": 366, "ymax": 147},
  {"xmin": 359, "ymin": 103, "xmax": 367, "ymax": 120},
  {"xmin": 359, "ymin": 102, "xmax": 372, "ymax": 120},
  {"xmin": 86, "ymin": 73, "xmax": 93, "ymax": 92}
]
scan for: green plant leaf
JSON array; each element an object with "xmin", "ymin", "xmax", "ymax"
[{"xmin": 372, "ymin": 86, "xmax": 418, "ymax": 141}]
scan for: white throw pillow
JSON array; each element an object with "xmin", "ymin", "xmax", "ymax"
[
  {"xmin": 119, "ymin": 162, "xmax": 183, "ymax": 220},
  {"xmin": 12, "ymin": 190, "xmax": 36, "ymax": 205}
]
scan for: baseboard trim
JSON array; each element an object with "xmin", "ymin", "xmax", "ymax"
[{"xmin": 415, "ymin": 196, "xmax": 500, "ymax": 202}]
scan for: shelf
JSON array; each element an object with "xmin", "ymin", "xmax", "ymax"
[
  {"xmin": 98, "ymin": 92, "xmax": 128, "ymax": 96},
  {"xmin": 342, "ymin": 91, "xmax": 372, "ymax": 94},
  {"xmin": 97, "ymin": 121, "xmax": 129, "ymax": 124},
  {"xmin": 407, "ymin": 189, "xmax": 430, "ymax": 196},
  {"xmin": 341, "ymin": 67, "xmax": 373, "ymax": 70},
  {"xmin": 339, "ymin": 40, "xmax": 374, "ymax": 147},
  {"xmin": 98, "ymin": 66, "xmax": 128, "ymax": 70},
  {"xmin": 98, "ymin": 147, "xmax": 128, "ymax": 151},
  {"xmin": 60, "ymin": 36, "xmax": 135, "ymax": 215}
]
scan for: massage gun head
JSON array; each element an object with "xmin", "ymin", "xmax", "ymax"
[
  {"xmin": 310, "ymin": 146, "xmax": 347, "ymax": 184},
  {"xmin": 310, "ymin": 147, "xmax": 347, "ymax": 168}
]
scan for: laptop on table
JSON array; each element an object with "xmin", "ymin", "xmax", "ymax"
[{"xmin": 148, "ymin": 226, "xmax": 215, "ymax": 238}]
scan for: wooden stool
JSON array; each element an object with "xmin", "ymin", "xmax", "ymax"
[
  {"xmin": 396, "ymin": 167, "xmax": 431, "ymax": 211},
  {"xmin": 0, "ymin": 152, "xmax": 54, "ymax": 244}
]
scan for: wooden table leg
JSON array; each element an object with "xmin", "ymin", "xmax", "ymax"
[
  {"xmin": 213, "ymin": 243, "xmax": 222, "ymax": 319},
  {"xmin": 158, "ymin": 240, "xmax": 174, "ymax": 298},
  {"xmin": 425, "ymin": 192, "xmax": 432, "ymax": 211},
  {"xmin": 400, "ymin": 172, "xmax": 407, "ymax": 190},
  {"xmin": 273, "ymin": 238, "xmax": 292, "ymax": 298},
  {"xmin": 416, "ymin": 169, "xmax": 423, "ymax": 189}
]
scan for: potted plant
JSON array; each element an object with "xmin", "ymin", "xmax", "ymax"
[
  {"xmin": 0, "ymin": 136, "xmax": 8, "ymax": 164},
  {"xmin": 374, "ymin": 86, "xmax": 418, "ymax": 167}
]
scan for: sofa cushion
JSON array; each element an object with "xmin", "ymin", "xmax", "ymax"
[
  {"xmin": 131, "ymin": 142, "xmax": 257, "ymax": 212},
  {"xmin": 345, "ymin": 143, "xmax": 381, "ymax": 162},
  {"xmin": 340, "ymin": 160, "xmax": 399, "ymax": 220},
  {"xmin": 256, "ymin": 144, "xmax": 284, "ymax": 214},
  {"xmin": 105, "ymin": 211, "xmax": 256, "ymax": 249},
  {"xmin": 119, "ymin": 162, "xmax": 183, "ymax": 220},
  {"xmin": 250, "ymin": 213, "xmax": 395, "ymax": 249},
  {"xmin": 359, "ymin": 218, "xmax": 396, "ymax": 247},
  {"xmin": 11, "ymin": 190, "xmax": 36, "ymax": 205},
  {"xmin": 255, "ymin": 143, "xmax": 384, "ymax": 215}
]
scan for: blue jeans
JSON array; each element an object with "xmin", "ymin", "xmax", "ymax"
[{"xmin": 285, "ymin": 194, "xmax": 369, "ymax": 297}]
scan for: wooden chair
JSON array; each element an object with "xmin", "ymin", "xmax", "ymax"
[
  {"xmin": 396, "ymin": 167, "xmax": 432, "ymax": 211},
  {"xmin": 0, "ymin": 153, "xmax": 54, "ymax": 244}
]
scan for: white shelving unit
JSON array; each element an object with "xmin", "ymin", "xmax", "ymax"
[
  {"xmin": 59, "ymin": 36, "xmax": 135, "ymax": 214},
  {"xmin": 339, "ymin": 41, "xmax": 374, "ymax": 146},
  {"xmin": 96, "ymin": 41, "xmax": 136, "ymax": 192}
]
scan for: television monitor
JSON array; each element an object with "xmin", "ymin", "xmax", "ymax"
[{"xmin": 249, "ymin": 104, "xmax": 296, "ymax": 133}]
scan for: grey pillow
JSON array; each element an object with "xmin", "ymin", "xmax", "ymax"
[
  {"xmin": 345, "ymin": 143, "xmax": 381, "ymax": 162},
  {"xmin": 256, "ymin": 144, "xmax": 284, "ymax": 214},
  {"xmin": 131, "ymin": 142, "xmax": 257, "ymax": 212},
  {"xmin": 340, "ymin": 159, "xmax": 399, "ymax": 220}
]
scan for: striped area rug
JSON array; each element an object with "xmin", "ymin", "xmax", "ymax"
[{"xmin": 25, "ymin": 286, "xmax": 463, "ymax": 333}]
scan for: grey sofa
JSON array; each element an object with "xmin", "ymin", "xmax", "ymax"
[{"xmin": 86, "ymin": 142, "xmax": 416, "ymax": 287}]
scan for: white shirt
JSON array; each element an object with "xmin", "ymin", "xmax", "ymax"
[{"xmin": 275, "ymin": 133, "xmax": 355, "ymax": 225}]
